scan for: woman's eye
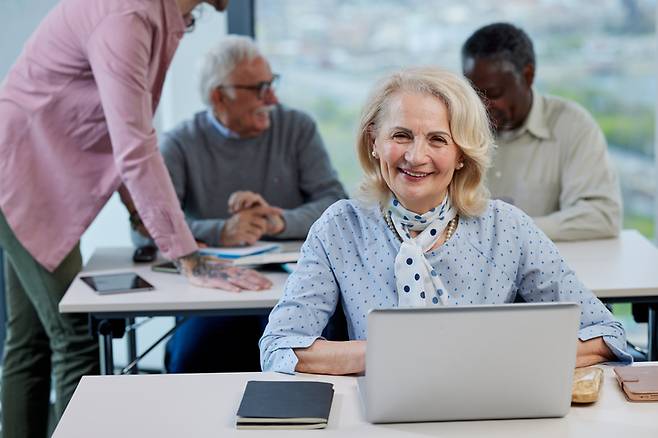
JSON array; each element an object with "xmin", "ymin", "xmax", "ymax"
[
  {"xmin": 430, "ymin": 136, "xmax": 447, "ymax": 145},
  {"xmin": 392, "ymin": 132, "xmax": 411, "ymax": 140}
]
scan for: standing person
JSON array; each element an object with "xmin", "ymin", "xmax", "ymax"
[
  {"xmin": 0, "ymin": 1, "xmax": 270, "ymax": 437},
  {"xmin": 462, "ymin": 23, "xmax": 621, "ymax": 241}
]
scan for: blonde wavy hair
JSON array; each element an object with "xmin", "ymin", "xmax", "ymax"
[{"xmin": 357, "ymin": 67, "xmax": 493, "ymax": 217}]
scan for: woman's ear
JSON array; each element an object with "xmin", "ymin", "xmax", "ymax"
[
  {"xmin": 366, "ymin": 123, "xmax": 376, "ymax": 139},
  {"xmin": 371, "ymin": 146, "xmax": 379, "ymax": 159},
  {"xmin": 367, "ymin": 124, "xmax": 378, "ymax": 149},
  {"xmin": 455, "ymin": 152, "xmax": 465, "ymax": 170}
]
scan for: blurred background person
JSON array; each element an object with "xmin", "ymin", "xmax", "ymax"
[{"xmin": 462, "ymin": 22, "xmax": 621, "ymax": 241}]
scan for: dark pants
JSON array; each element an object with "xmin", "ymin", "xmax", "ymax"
[
  {"xmin": 0, "ymin": 210, "xmax": 99, "ymax": 438},
  {"xmin": 165, "ymin": 315, "xmax": 269, "ymax": 373}
]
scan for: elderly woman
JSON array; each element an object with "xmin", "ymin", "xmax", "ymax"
[{"xmin": 259, "ymin": 67, "xmax": 631, "ymax": 375}]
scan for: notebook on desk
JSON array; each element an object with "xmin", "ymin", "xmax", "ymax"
[
  {"xmin": 358, "ymin": 302, "xmax": 580, "ymax": 423},
  {"xmin": 236, "ymin": 381, "xmax": 334, "ymax": 429}
]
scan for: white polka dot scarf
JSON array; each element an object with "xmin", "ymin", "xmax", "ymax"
[{"xmin": 387, "ymin": 195, "xmax": 456, "ymax": 307}]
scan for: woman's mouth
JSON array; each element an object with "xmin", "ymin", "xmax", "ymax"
[{"xmin": 399, "ymin": 168, "xmax": 431, "ymax": 178}]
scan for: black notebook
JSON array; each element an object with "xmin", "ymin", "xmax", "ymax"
[{"xmin": 236, "ymin": 380, "xmax": 334, "ymax": 429}]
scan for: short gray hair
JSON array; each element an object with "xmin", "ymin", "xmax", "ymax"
[{"xmin": 199, "ymin": 35, "xmax": 262, "ymax": 106}]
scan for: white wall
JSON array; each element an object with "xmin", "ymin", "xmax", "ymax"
[{"xmin": 1, "ymin": 2, "xmax": 227, "ymax": 370}]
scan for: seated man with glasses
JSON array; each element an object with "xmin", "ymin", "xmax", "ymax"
[{"xmin": 132, "ymin": 35, "xmax": 347, "ymax": 373}]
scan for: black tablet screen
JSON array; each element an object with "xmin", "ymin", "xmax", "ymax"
[{"xmin": 80, "ymin": 273, "xmax": 154, "ymax": 294}]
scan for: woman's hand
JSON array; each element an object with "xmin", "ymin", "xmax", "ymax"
[
  {"xmin": 576, "ymin": 337, "xmax": 615, "ymax": 368},
  {"xmin": 294, "ymin": 339, "xmax": 366, "ymax": 375},
  {"xmin": 176, "ymin": 252, "xmax": 272, "ymax": 291}
]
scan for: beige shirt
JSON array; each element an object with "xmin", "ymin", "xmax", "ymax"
[{"xmin": 488, "ymin": 90, "xmax": 621, "ymax": 241}]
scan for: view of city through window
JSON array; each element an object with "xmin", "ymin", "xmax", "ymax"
[{"xmin": 257, "ymin": 0, "xmax": 657, "ymax": 240}]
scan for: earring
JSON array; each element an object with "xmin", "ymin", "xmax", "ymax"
[
  {"xmin": 371, "ymin": 150, "xmax": 378, "ymax": 159},
  {"xmin": 456, "ymin": 162, "xmax": 464, "ymax": 170}
]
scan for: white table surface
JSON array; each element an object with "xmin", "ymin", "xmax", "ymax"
[
  {"xmin": 555, "ymin": 229, "xmax": 658, "ymax": 299},
  {"xmin": 52, "ymin": 364, "xmax": 658, "ymax": 438},
  {"xmin": 59, "ymin": 247, "xmax": 288, "ymax": 314},
  {"xmin": 60, "ymin": 230, "xmax": 658, "ymax": 315}
]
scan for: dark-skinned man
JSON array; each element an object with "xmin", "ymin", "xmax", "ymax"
[{"xmin": 462, "ymin": 23, "xmax": 621, "ymax": 241}]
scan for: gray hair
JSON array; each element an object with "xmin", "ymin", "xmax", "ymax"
[{"xmin": 199, "ymin": 35, "xmax": 262, "ymax": 106}]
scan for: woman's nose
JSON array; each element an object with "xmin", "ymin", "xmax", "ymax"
[{"xmin": 404, "ymin": 137, "xmax": 428, "ymax": 164}]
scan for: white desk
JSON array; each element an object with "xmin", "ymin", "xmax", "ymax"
[
  {"xmin": 59, "ymin": 247, "xmax": 289, "ymax": 374},
  {"xmin": 556, "ymin": 230, "xmax": 658, "ymax": 300},
  {"xmin": 556, "ymin": 230, "xmax": 658, "ymax": 360},
  {"xmin": 61, "ymin": 229, "xmax": 658, "ymax": 373},
  {"xmin": 52, "ymin": 365, "xmax": 658, "ymax": 438},
  {"xmin": 59, "ymin": 246, "xmax": 288, "ymax": 315},
  {"xmin": 63, "ymin": 230, "xmax": 658, "ymax": 314}
]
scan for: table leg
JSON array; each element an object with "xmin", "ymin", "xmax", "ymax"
[
  {"xmin": 648, "ymin": 305, "xmax": 657, "ymax": 361},
  {"xmin": 126, "ymin": 318, "xmax": 138, "ymax": 374},
  {"xmin": 98, "ymin": 319, "xmax": 115, "ymax": 375}
]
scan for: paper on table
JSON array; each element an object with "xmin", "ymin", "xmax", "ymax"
[
  {"xmin": 198, "ymin": 241, "xmax": 304, "ymax": 266},
  {"xmin": 199, "ymin": 242, "xmax": 279, "ymax": 259},
  {"xmin": 228, "ymin": 241, "xmax": 303, "ymax": 266}
]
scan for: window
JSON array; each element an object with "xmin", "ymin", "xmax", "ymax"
[
  {"xmin": 257, "ymin": 0, "xmax": 656, "ymax": 238},
  {"xmin": 257, "ymin": 0, "xmax": 656, "ymax": 349}
]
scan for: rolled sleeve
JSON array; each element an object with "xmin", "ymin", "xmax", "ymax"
[
  {"xmin": 87, "ymin": 12, "xmax": 196, "ymax": 259},
  {"xmin": 577, "ymin": 296, "xmax": 633, "ymax": 364},
  {"xmin": 260, "ymin": 336, "xmax": 322, "ymax": 374}
]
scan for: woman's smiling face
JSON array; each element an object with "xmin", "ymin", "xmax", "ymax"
[{"xmin": 372, "ymin": 91, "xmax": 461, "ymax": 213}]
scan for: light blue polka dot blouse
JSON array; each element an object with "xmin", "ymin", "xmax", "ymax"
[{"xmin": 259, "ymin": 199, "xmax": 632, "ymax": 373}]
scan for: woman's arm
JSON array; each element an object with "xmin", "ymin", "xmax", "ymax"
[
  {"xmin": 576, "ymin": 337, "xmax": 615, "ymax": 368},
  {"xmin": 509, "ymin": 206, "xmax": 632, "ymax": 364},
  {"xmin": 260, "ymin": 211, "xmax": 345, "ymax": 374},
  {"xmin": 294, "ymin": 339, "xmax": 366, "ymax": 375}
]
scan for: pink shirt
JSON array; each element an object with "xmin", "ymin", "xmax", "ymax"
[{"xmin": 0, "ymin": 0, "xmax": 197, "ymax": 271}]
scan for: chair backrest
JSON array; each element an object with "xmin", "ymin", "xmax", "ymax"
[{"xmin": 321, "ymin": 297, "xmax": 349, "ymax": 341}]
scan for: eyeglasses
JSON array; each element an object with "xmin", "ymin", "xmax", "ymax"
[{"xmin": 219, "ymin": 74, "xmax": 280, "ymax": 100}]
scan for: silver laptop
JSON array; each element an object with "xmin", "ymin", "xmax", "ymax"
[{"xmin": 358, "ymin": 302, "xmax": 580, "ymax": 423}]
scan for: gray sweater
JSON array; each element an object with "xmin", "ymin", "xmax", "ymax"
[{"xmin": 132, "ymin": 105, "xmax": 346, "ymax": 246}]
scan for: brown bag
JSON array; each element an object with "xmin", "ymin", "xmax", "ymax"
[{"xmin": 613, "ymin": 365, "xmax": 658, "ymax": 402}]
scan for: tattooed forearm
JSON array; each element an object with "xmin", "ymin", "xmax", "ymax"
[{"xmin": 176, "ymin": 252, "xmax": 228, "ymax": 279}]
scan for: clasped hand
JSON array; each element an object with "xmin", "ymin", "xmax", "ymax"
[{"xmin": 221, "ymin": 191, "xmax": 285, "ymax": 246}]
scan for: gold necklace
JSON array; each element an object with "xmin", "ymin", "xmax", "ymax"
[{"xmin": 383, "ymin": 211, "xmax": 458, "ymax": 243}]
